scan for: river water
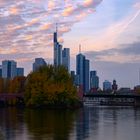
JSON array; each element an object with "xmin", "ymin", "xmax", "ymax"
[{"xmin": 0, "ymin": 106, "xmax": 140, "ymax": 140}]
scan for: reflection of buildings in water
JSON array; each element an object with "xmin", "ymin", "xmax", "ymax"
[
  {"xmin": 0, "ymin": 108, "xmax": 26, "ymax": 140},
  {"xmin": 76, "ymin": 107, "xmax": 100, "ymax": 140},
  {"xmin": 76, "ymin": 107, "xmax": 90, "ymax": 140}
]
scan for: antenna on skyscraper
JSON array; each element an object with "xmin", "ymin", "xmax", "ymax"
[
  {"xmin": 56, "ymin": 23, "xmax": 58, "ymax": 33},
  {"xmin": 79, "ymin": 44, "xmax": 81, "ymax": 54}
]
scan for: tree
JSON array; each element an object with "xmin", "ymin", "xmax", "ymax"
[
  {"xmin": 9, "ymin": 76, "xmax": 26, "ymax": 93},
  {"xmin": 25, "ymin": 65, "xmax": 80, "ymax": 107},
  {"xmin": 0, "ymin": 78, "xmax": 4, "ymax": 93}
]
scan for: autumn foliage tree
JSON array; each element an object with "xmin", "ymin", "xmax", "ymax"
[
  {"xmin": 9, "ymin": 76, "xmax": 26, "ymax": 93},
  {"xmin": 25, "ymin": 65, "xmax": 80, "ymax": 108},
  {"xmin": 0, "ymin": 78, "xmax": 4, "ymax": 93}
]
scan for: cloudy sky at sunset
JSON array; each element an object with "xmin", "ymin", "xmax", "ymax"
[{"xmin": 0, "ymin": 0, "xmax": 140, "ymax": 88}]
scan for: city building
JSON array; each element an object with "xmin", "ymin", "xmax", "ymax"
[
  {"xmin": 33, "ymin": 58, "xmax": 46, "ymax": 71},
  {"xmin": 103, "ymin": 80, "xmax": 112, "ymax": 91},
  {"xmin": 71, "ymin": 71, "xmax": 80, "ymax": 86},
  {"xmin": 76, "ymin": 53, "xmax": 85, "ymax": 91},
  {"xmin": 76, "ymin": 53, "xmax": 90, "ymax": 94},
  {"xmin": 2, "ymin": 60, "xmax": 17, "ymax": 79},
  {"xmin": 62, "ymin": 48, "xmax": 70, "ymax": 71},
  {"xmin": 90, "ymin": 71, "xmax": 99, "ymax": 92},
  {"xmin": 112, "ymin": 79, "xmax": 118, "ymax": 91},
  {"xmin": 84, "ymin": 59, "xmax": 90, "ymax": 93},
  {"xmin": 17, "ymin": 68, "xmax": 24, "ymax": 76},
  {"xmin": 53, "ymin": 26, "xmax": 62, "ymax": 66}
]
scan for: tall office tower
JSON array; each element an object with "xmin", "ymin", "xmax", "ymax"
[
  {"xmin": 71, "ymin": 71, "xmax": 79, "ymax": 86},
  {"xmin": 62, "ymin": 48, "xmax": 70, "ymax": 71},
  {"xmin": 2, "ymin": 60, "xmax": 17, "ymax": 79},
  {"xmin": 76, "ymin": 53, "xmax": 85, "ymax": 89},
  {"xmin": 84, "ymin": 59, "xmax": 90, "ymax": 93},
  {"xmin": 112, "ymin": 79, "xmax": 118, "ymax": 91},
  {"xmin": 17, "ymin": 68, "xmax": 24, "ymax": 76},
  {"xmin": 90, "ymin": 71, "xmax": 99, "ymax": 91},
  {"xmin": 53, "ymin": 26, "xmax": 62, "ymax": 66},
  {"xmin": 103, "ymin": 80, "xmax": 112, "ymax": 91},
  {"xmin": 76, "ymin": 53, "xmax": 90, "ymax": 94},
  {"xmin": 33, "ymin": 58, "xmax": 46, "ymax": 71}
]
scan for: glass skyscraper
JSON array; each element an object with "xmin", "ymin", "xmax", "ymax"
[
  {"xmin": 76, "ymin": 53, "xmax": 90, "ymax": 94},
  {"xmin": 62, "ymin": 48, "xmax": 70, "ymax": 71},
  {"xmin": 2, "ymin": 60, "xmax": 17, "ymax": 79},
  {"xmin": 90, "ymin": 71, "xmax": 99, "ymax": 90},
  {"xmin": 33, "ymin": 58, "xmax": 46, "ymax": 71},
  {"xmin": 53, "ymin": 28, "xmax": 62, "ymax": 66}
]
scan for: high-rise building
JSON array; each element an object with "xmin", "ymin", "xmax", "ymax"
[
  {"xmin": 33, "ymin": 58, "xmax": 46, "ymax": 71},
  {"xmin": 62, "ymin": 48, "xmax": 70, "ymax": 71},
  {"xmin": 76, "ymin": 53, "xmax": 85, "ymax": 87},
  {"xmin": 76, "ymin": 53, "xmax": 90, "ymax": 94},
  {"xmin": 112, "ymin": 79, "xmax": 118, "ymax": 91},
  {"xmin": 71, "ymin": 71, "xmax": 79, "ymax": 86},
  {"xmin": 103, "ymin": 80, "xmax": 112, "ymax": 91},
  {"xmin": 84, "ymin": 59, "xmax": 90, "ymax": 93},
  {"xmin": 2, "ymin": 60, "xmax": 17, "ymax": 79},
  {"xmin": 17, "ymin": 68, "xmax": 24, "ymax": 76},
  {"xmin": 53, "ymin": 27, "xmax": 62, "ymax": 66},
  {"xmin": 90, "ymin": 71, "xmax": 99, "ymax": 91}
]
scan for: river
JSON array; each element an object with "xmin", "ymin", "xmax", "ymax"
[{"xmin": 0, "ymin": 106, "xmax": 140, "ymax": 140}]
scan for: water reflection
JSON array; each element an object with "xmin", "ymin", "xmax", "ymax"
[
  {"xmin": 0, "ymin": 107, "xmax": 140, "ymax": 140},
  {"xmin": 24, "ymin": 109, "xmax": 76, "ymax": 140}
]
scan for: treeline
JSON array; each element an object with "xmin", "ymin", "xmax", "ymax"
[
  {"xmin": 0, "ymin": 65, "xmax": 81, "ymax": 108},
  {"xmin": 0, "ymin": 76, "xmax": 26, "ymax": 93}
]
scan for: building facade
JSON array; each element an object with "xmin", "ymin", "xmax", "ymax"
[
  {"xmin": 90, "ymin": 71, "xmax": 99, "ymax": 91},
  {"xmin": 2, "ymin": 60, "xmax": 17, "ymax": 79},
  {"xmin": 33, "ymin": 58, "xmax": 46, "ymax": 71},
  {"xmin": 84, "ymin": 59, "xmax": 90, "ymax": 93},
  {"xmin": 17, "ymin": 68, "xmax": 24, "ymax": 76},
  {"xmin": 53, "ymin": 28, "xmax": 63, "ymax": 66},
  {"xmin": 62, "ymin": 48, "xmax": 70, "ymax": 71},
  {"xmin": 103, "ymin": 80, "xmax": 112, "ymax": 91},
  {"xmin": 76, "ymin": 53, "xmax": 90, "ymax": 94}
]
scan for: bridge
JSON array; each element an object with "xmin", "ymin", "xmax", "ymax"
[{"xmin": 83, "ymin": 93, "xmax": 140, "ymax": 106}]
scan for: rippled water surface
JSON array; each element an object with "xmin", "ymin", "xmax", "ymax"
[{"xmin": 0, "ymin": 106, "xmax": 140, "ymax": 140}]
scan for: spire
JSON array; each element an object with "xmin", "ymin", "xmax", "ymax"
[
  {"xmin": 79, "ymin": 44, "xmax": 81, "ymax": 54},
  {"xmin": 56, "ymin": 23, "xmax": 58, "ymax": 33},
  {"xmin": 54, "ymin": 23, "xmax": 58, "ymax": 43}
]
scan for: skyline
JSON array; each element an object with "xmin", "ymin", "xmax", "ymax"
[{"xmin": 0, "ymin": 0, "xmax": 140, "ymax": 88}]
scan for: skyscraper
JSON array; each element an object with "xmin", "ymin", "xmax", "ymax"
[
  {"xmin": 33, "ymin": 58, "xmax": 46, "ymax": 71},
  {"xmin": 62, "ymin": 48, "xmax": 70, "ymax": 71},
  {"xmin": 76, "ymin": 53, "xmax": 85, "ymax": 87},
  {"xmin": 53, "ymin": 26, "xmax": 62, "ymax": 66},
  {"xmin": 103, "ymin": 80, "xmax": 112, "ymax": 91},
  {"xmin": 2, "ymin": 60, "xmax": 17, "ymax": 79},
  {"xmin": 17, "ymin": 68, "xmax": 24, "ymax": 76},
  {"xmin": 84, "ymin": 59, "xmax": 90, "ymax": 93},
  {"xmin": 76, "ymin": 53, "xmax": 90, "ymax": 94},
  {"xmin": 90, "ymin": 71, "xmax": 99, "ymax": 91}
]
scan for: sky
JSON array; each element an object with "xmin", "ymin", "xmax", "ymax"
[{"xmin": 0, "ymin": 0, "xmax": 140, "ymax": 88}]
